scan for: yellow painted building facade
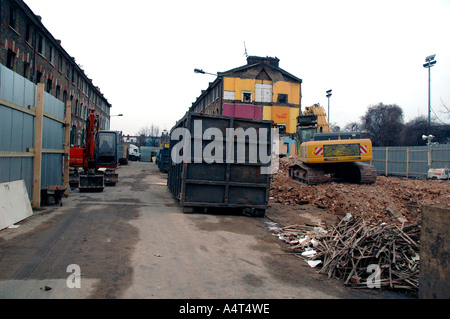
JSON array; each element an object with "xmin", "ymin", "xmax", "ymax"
[
  {"xmin": 222, "ymin": 76, "xmax": 301, "ymax": 134},
  {"xmin": 191, "ymin": 57, "xmax": 302, "ymax": 135}
]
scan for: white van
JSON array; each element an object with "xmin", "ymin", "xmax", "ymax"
[{"xmin": 128, "ymin": 144, "xmax": 141, "ymax": 161}]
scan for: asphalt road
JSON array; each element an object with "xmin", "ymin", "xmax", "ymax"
[{"xmin": 0, "ymin": 161, "xmax": 401, "ymax": 299}]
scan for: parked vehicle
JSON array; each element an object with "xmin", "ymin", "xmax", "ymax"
[
  {"xmin": 427, "ymin": 168, "xmax": 449, "ymax": 180},
  {"xmin": 128, "ymin": 144, "xmax": 141, "ymax": 161},
  {"xmin": 69, "ymin": 108, "xmax": 118, "ymax": 191}
]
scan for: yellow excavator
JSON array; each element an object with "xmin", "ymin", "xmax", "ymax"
[{"xmin": 288, "ymin": 104, "xmax": 377, "ymax": 185}]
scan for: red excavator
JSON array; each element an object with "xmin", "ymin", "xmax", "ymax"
[{"xmin": 69, "ymin": 108, "xmax": 119, "ymax": 192}]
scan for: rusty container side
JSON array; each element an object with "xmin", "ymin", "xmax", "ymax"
[{"xmin": 167, "ymin": 113, "xmax": 273, "ymax": 217}]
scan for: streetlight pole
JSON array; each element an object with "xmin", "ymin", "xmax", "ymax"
[
  {"xmin": 194, "ymin": 68, "xmax": 217, "ymax": 76},
  {"xmin": 423, "ymin": 54, "xmax": 436, "ymax": 126},
  {"xmin": 326, "ymin": 90, "xmax": 332, "ymax": 123}
]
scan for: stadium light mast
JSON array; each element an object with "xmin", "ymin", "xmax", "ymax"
[
  {"xmin": 423, "ymin": 54, "xmax": 437, "ymax": 126},
  {"xmin": 326, "ymin": 90, "xmax": 332, "ymax": 123}
]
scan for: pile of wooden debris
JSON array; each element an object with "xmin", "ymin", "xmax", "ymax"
[
  {"xmin": 268, "ymin": 158, "xmax": 450, "ymax": 296},
  {"xmin": 271, "ymin": 215, "xmax": 420, "ymax": 295}
]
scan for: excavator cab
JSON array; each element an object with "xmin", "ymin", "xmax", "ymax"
[
  {"xmin": 297, "ymin": 127, "xmax": 316, "ymax": 144},
  {"xmin": 70, "ymin": 108, "xmax": 121, "ymax": 192},
  {"xmin": 295, "ymin": 114, "xmax": 318, "ymax": 146},
  {"xmin": 79, "ymin": 130, "xmax": 119, "ymax": 192},
  {"xmin": 96, "ymin": 131, "xmax": 118, "ymax": 167}
]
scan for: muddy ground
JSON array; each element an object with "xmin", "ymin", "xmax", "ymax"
[{"xmin": 266, "ymin": 158, "xmax": 449, "ymax": 227}]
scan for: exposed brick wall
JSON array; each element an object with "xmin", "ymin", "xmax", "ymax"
[{"xmin": 0, "ymin": 0, "xmax": 112, "ymax": 146}]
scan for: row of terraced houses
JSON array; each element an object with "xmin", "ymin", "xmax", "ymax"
[{"xmin": 0, "ymin": 0, "xmax": 112, "ymax": 146}]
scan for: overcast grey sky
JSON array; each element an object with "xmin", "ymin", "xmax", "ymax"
[{"xmin": 25, "ymin": 0, "xmax": 450, "ymax": 135}]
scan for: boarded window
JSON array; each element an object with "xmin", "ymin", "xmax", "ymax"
[
  {"xmin": 223, "ymin": 91, "xmax": 235, "ymax": 100},
  {"xmin": 255, "ymin": 83, "xmax": 272, "ymax": 103}
]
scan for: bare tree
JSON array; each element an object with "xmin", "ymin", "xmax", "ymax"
[
  {"xmin": 342, "ymin": 121, "xmax": 361, "ymax": 132},
  {"xmin": 137, "ymin": 124, "xmax": 161, "ymax": 137},
  {"xmin": 361, "ymin": 103, "xmax": 404, "ymax": 146},
  {"xmin": 440, "ymin": 97, "xmax": 449, "ymax": 120},
  {"xmin": 137, "ymin": 124, "xmax": 162, "ymax": 147},
  {"xmin": 329, "ymin": 122, "xmax": 340, "ymax": 132}
]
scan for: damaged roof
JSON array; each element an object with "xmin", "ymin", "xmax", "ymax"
[{"xmin": 218, "ymin": 56, "xmax": 302, "ymax": 84}]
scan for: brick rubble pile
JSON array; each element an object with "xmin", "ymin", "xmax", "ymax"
[{"xmin": 270, "ymin": 158, "xmax": 450, "ymax": 225}]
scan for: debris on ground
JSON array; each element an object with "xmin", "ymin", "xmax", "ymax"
[
  {"xmin": 271, "ymin": 216, "xmax": 420, "ymax": 295},
  {"xmin": 267, "ymin": 158, "xmax": 449, "ymax": 296},
  {"xmin": 270, "ymin": 158, "xmax": 450, "ymax": 225}
]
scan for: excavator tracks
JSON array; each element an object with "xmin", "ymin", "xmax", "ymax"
[
  {"xmin": 288, "ymin": 161, "xmax": 377, "ymax": 185},
  {"xmin": 289, "ymin": 162, "xmax": 330, "ymax": 185},
  {"xmin": 353, "ymin": 162, "xmax": 377, "ymax": 184}
]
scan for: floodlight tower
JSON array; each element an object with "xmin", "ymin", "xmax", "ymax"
[
  {"xmin": 423, "ymin": 54, "xmax": 437, "ymax": 126},
  {"xmin": 326, "ymin": 90, "xmax": 332, "ymax": 123}
]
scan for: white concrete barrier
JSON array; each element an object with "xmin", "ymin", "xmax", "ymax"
[{"xmin": 0, "ymin": 180, "xmax": 33, "ymax": 230}]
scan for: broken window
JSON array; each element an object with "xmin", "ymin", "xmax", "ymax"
[
  {"xmin": 70, "ymin": 125, "xmax": 77, "ymax": 145},
  {"xmin": 277, "ymin": 94, "xmax": 288, "ymax": 103},
  {"xmin": 25, "ymin": 22, "xmax": 32, "ymax": 43},
  {"xmin": 276, "ymin": 124, "xmax": 287, "ymax": 135},
  {"xmin": 49, "ymin": 46, "xmax": 54, "ymax": 64},
  {"xmin": 36, "ymin": 71, "xmax": 42, "ymax": 84},
  {"xmin": 242, "ymin": 91, "xmax": 252, "ymax": 103},
  {"xmin": 6, "ymin": 50, "xmax": 15, "ymax": 70},
  {"xmin": 23, "ymin": 62, "xmax": 29, "ymax": 79},
  {"xmin": 9, "ymin": 6, "xmax": 17, "ymax": 29},
  {"xmin": 46, "ymin": 78, "xmax": 52, "ymax": 93},
  {"xmin": 37, "ymin": 34, "xmax": 44, "ymax": 54},
  {"xmin": 58, "ymin": 54, "xmax": 63, "ymax": 72}
]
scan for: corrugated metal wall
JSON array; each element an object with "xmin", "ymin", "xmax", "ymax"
[
  {"xmin": 373, "ymin": 144, "xmax": 450, "ymax": 179},
  {"xmin": 0, "ymin": 66, "xmax": 36, "ymax": 107},
  {"xmin": 0, "ymin": 64, "xmax": 65, "ymax": 199},
  {"xmin": 0, "ymin": 105, "xmax": 35, "ymax": 195}
]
